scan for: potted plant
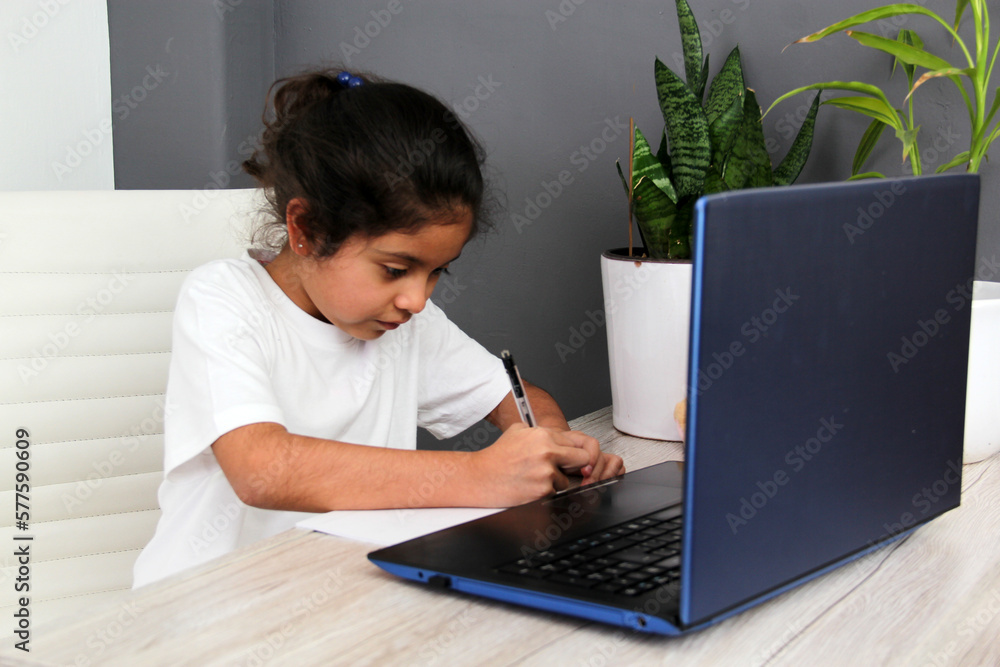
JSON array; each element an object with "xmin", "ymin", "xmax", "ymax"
[
  {"xmin": 765, "ymin": 0, "xmax": 999, "ymax": 462},
  {"xmin": 603, "ymin": 0, "xmax": 820, "ymax": 440}
]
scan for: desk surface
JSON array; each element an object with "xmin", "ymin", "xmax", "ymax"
[{"xmin": 4, "ymin": 406, "xmax": 1000, "ymax": 666}]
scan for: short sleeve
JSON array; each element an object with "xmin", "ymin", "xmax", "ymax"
[
  {"xmin": 415, "ymin": 301, "xmax": 511, "ymax": 439},
  {"xmin": 163, "ymin": 265, "xmax": 286, "ymax": 473}
]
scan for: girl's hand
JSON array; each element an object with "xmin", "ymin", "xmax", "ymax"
[{"xmin": 466, "ymin": 424, "xmax": 624, "ymax": 506}]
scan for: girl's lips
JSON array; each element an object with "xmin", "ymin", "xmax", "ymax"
[{"xmin": 377, "ymin": 320, "xmax": 402, "ymax": 330}]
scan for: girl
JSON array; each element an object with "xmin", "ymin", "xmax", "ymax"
[{"xmin": 133, "ymin": 68, "xmax": 624, "ymax": 587}]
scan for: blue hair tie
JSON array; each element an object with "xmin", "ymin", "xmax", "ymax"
[{"xmin": 336, "ymin": 71, "xmax": 364, "ymax": 88}]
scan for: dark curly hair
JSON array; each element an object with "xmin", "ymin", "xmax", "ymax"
[{"xmin": 243, "ymin": 68, "xmax": 493, "ymax": 257}]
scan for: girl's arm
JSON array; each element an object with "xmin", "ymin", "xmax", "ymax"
[
  {"xmin": 212, "ymin": 418, "xmax": 597, "ymax": 512},
  {"xmin": 214, "ymin": 381, "xmax": 624, "ymax": 513}
]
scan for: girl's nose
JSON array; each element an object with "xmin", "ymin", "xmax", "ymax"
[{"xmin": 395, "ymin": 278, "xmax": 430, "ymax": 314}]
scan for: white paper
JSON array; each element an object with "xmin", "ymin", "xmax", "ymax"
[{"xmin": 296, "ymin": 506, "xmax": 503, "ymax": 546}]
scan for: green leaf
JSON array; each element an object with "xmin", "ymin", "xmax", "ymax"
[
  {"xmin": 848, "ymin": 171, "xmax": 888, "ymax": 180},
  {"xmin": 704, "ymin": 46, "xmax": 745, "ymax": 127},
  {"xmin": 615, "ymin": 159, "xmax": 629, "ymax": 195},
  {"xmin": 852, "ymin": 118, "xmax": 888, "ymax": 176},
  {"xmin": 789, "ymin": 4, "xmax": 962, "ymax": 49},
  {"xmin": 846, "ymin": 30, "xmax": 953, "ymax": 72},
  {"xmin": 823, "ymin": 95, "xmax": 901, "ymax": 127},
  {"xmin": 675, "ymin": 0, "xmax": 705, "ymax": 99},
  {"xmin": 703, "ymin": 164, "xmax": 728, "ymax": 195},
  {"xmin": 907, "ymin": 67, "xmax": 975, "ymax": 101},
  {"xmin": 631, "ymin": 126, "xmax": 678, "ymax": 202},
  {"xmin": 891, "ymin": 29, "xmax": 925, "ymax": 82},
  {"xmin": 954, "ymin": 0, "xmax": 972, "ymax": 32},
  {"xmin": 709, "ymin": 91, "xmax": 745, "ymax": 169},
  {"xmin": 773, "ymin": 92, "xmax": 820, "ymax": 186},
  {"xmin": 723, "ymin": 88, "xmax": 773, "ymax": 190},
  {"xmin": 631, "ymin": 176, "xmax": 677, "ymax": 259},
  {"xmin": 765, "ymin": 81, "xmax": 903, "ymax": 131},
  {"xmin": 655, "ymin": 57, "xmax": 711, "ymax": 198},
  {"xmin": 697, "ymin": 54, "xmax": 711, "ymax": 103},
  {"xmin": 656, "ymin": 130, "xmax": 671, "ymax": 170},
  {"xmin": 935, "ymin": 150, "xmax": 971, "ymax": 173},
  {"xmin": 895, "ymin": 125, "xmax": 920, "ymax": 166}
]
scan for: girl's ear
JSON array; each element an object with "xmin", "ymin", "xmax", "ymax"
[{"xmin": 285, "ymin": 197, "xmax": 312, "ymax": 256}]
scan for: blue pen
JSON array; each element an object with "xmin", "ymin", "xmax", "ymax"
[{"xmin": 501, "ymin": 350, "xmax": 537, "ymax": 427}]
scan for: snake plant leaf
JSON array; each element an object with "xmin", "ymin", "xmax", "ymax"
[
  {"xmin": 655, "ymin": 57, "xmax": 711, "ymax": 199},
  {"xmin": 788, "ymin": 4, "xmax": 964, "ymax": 49},
  {"xmin": 615, "ymin": 159, "xmax": 629, "ymax": 195},
  {"xmin": 697, "ymin": 54, "xmax": 711, "ymax": 103},
  {"xmin": 935, "ymin": 150, "xmax": 971, "ymax": 173},
  {"xmin": 773, "ymin": 92, "xmax": 821, "ymax": 186},
  {"xmin": 703, "ymin": 164, "xmax": 728, "ymax": 196},
  {"xmin": 704, "ymin": 46, "xmax": 745, "ymax": 127},
  {"xmin": 631, "ymin": 125, "xmax": 678, "ymax": 202},
  {"xmin": 766, "ymin": 81, "xmax": 903, "ymax": 132},
  {"xmin": 852, "ymin": 118, "xmax": 888, "ymax": 176},
  {"xmin": 846, "ymin": 31, "xmax": 954, "ymax": 72},
  {"xmin": 675, "ymin": 0, "xmax": 705, "ymax": 99},
  {"xmin": 823, "ymin": 95, "xmax": 901, "ymax": 127},
  {"xmin": 709, "ymin": 91, "xmax": 745, "ymax": 169},
  {"xmin": 723, "ymin": 89, "xmax": 773, "ymax": 190},
  {"xmin": 656, "ymin": 130, "xmax": 671, "ymax": 172},
  {"xmin": 631, "ymin": 175, "xmax": 678, "ymax": 258}
]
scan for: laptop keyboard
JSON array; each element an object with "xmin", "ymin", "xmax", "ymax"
[{"xmin": 495, "ymin": 505, "xmax": 683, "ymax": 597}]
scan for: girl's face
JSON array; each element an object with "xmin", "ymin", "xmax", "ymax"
[{"xmin": 289, "ymin": 208, "xmax": 473, "ymax": 340}]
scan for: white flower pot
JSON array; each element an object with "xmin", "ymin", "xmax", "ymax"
[
  {"xmin": 964, "ymin": 280, "xmax": 1000, "ymax": 463},
  {"xmin": 601, "ymin": 249, "xmax": 692, "ymax": 441}
]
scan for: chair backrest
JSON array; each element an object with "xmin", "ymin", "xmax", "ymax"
[{"xmin": 0, "ymin": 189, "xmax": 259, "ymax": 632}]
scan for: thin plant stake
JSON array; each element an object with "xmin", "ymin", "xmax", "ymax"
[{"xmin": 627, "ymin": 117, "xmax": 634, "ymax": 257}]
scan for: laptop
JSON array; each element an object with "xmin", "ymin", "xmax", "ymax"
[{"xmin": 368, "ymin": 174, "xmax": 980, "ymax": 635}]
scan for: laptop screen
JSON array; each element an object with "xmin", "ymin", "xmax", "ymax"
[{"xmin": 681, "ymin": 175, "xmax": 979, "ymax": 624}]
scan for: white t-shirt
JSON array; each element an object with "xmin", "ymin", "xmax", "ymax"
[{"xmin": 132, "ymin": 251, "xmax": 511, "ymax": 588}]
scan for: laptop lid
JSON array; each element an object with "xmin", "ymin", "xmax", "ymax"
[{"xmin": 680, "ymin": 174, "xmax": 980, "ymax": 625}]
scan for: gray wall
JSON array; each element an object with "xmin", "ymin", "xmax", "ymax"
[{"xmin": 110, "ymin": 0, "xmax": 1000, "ymax": 448}]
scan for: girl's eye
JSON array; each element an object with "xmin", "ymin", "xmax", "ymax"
[
  {"xmin": 384, "ymin": 266, "xmax": 407, "ymax": 278},
  {"xmin": 432, "ymin": 267, "xmax": 452, "ymax": 277}
]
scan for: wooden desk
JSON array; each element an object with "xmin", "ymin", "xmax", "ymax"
[{"xmin": 4, "ymin": 407, "xmax": 999, "ymax": 666}]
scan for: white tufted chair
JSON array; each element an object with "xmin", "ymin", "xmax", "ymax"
[{"xmin": 0, "ymin": 188, "xmax": 259, "ymax": 633}]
